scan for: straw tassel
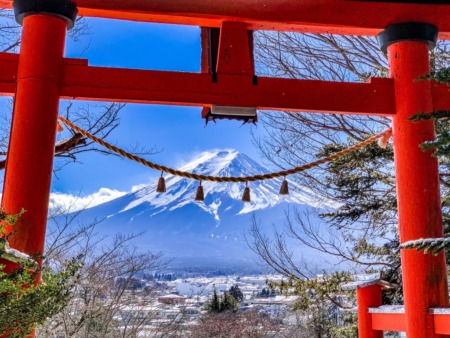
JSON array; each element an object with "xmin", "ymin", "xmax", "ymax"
[
  {"xmin": 377, "ymin": 129, "xmax": 392, "ymax": 149},
  {"xmin": 195, "ymin": 181, "xmax": 205, "ymax": 201},
  {"xmin": 279, "ymin": 178, "xmax": 289, "ymax": 195},
  {"xmin": 57, "ymin": 121, "xmax": 64, "ymax": 133},
  {"xmin": 242, "ymin": 182, "xmax": 251, "ymax": 202},
  {"xmin": 156, "ymin": 172, "xmax": 166, "ymax": 193}
]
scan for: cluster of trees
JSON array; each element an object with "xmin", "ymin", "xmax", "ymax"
[
  {"xmin": 196, "ymin": 283, "xmax": 348, "ymax": 338},
  {"xmin": 193, "ymin": 285, "xmax": 284, "ymax": 338},
  {"xmin": 229, "ymin": 284, "xmax": 244, "ymax": 302},
  {"xmin": 0, "ymin": 207, "xmax": 166, "ymax": 337},
  {"xmin": 259, "ymin": 287, "xmax": 276, "ymax": 298},
  {"xmin": 205, "ymin": 285, "xmax": 245, "ymax": 314},
  {"xmin": 152, "ymin": 273, "xmax": 177, "ymax": 281},
  {"xmin": 205, "ymin": 288, "xmax": 239, "ymax": 313}
]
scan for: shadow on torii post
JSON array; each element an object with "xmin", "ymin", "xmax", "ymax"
[{"xmin": 0, "ymin": 1, "xmax": 449, "ymax": 337}]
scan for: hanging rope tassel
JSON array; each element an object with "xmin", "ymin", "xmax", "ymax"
[
  {"xmin": 377, "ymin": 129, "xmax": 392, "ymax": 148},
  {"xmin": 156, "ymin": 172, "xmax": 166, "ymax": 193},
  {"xmin": 195, "ymin": 181, "xmax": 205, "ymax": 201},
  {"xmin": 242, "ymin": 182, "xmax": 251, "ymax": 202},
  {"xmin": 279, "ymin": 178, "xmax": 289, "ymax": 195}
]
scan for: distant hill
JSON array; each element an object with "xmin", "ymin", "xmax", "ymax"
[{"xmin": 51, "ymin": 150, "xmax": 333, "ymax": 272}]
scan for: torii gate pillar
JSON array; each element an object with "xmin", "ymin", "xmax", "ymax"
[
  {"xmin": 379, "ymin": 23, "xmax": 449, "ymax": 338},
  {"xmin": 1, "ymin": 0, "xmax": 76, "ymax": 272}
]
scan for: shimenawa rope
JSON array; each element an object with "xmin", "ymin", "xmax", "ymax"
[{"xmin": 57, "ymin": 117, "xmax": 450, "ymax": 253}]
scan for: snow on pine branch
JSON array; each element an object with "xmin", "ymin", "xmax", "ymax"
[{"xmin": 400, "ymin": 237, "xmax": 450, "ymax": 255}]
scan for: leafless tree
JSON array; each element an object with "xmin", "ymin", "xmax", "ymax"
[
  {"xmin": 188, "ymin": 310, "xmax": 285, "ymax": 338},
  {"xmin": 251, "ymin": 31, "xmax": 450, "ymax": 275},
  {"xmin": 0, "ymin": 12, "xmax": 157, "ymax": 174},
  {"xmin": 253, "ymin": 32, "xmax": 389, "ymax": 189},
  {"xmin": 36, "ymin": 203, "xmax": 168, "ymax": 338},
  {"xmin": 0, "ymin": 9, "xmax": 20, "ymax": 53}
]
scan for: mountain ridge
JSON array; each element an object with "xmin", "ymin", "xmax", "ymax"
[{"xmin": 52, "ymin": 149, "xmax": 330, "ymax": 271}]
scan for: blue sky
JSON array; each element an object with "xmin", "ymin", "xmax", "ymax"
[{"xmin": 48, "ymin": 18, "xmax": 262, "ymax": 197}]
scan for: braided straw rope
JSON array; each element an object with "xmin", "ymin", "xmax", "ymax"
[{"xmin": 58, "ymin": 116, "xmax": 392, "ymax": 183}]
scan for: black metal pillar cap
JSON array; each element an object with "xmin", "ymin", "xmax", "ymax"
[
  {"xmin": 14, "ymin": 0, "xmax": 78, "ymax": 30},
  {"xmin": 378, "ymin": 22, "xmax": 438, "ymax": 54}
]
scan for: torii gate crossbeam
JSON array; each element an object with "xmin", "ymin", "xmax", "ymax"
[
  {"xmin": 3, "ymin": 0, "xmax": 450, "ymax": 38},
  {"xmin": 0, "ymin": 1, "xmax": 449, "ymax": 338}
]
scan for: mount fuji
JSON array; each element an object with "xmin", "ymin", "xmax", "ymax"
[{"xmin": 57, "ymin": 150, "xmax": 331, "ymax": 271}]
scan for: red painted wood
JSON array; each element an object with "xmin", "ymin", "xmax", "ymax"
[
  {"xmin": 58, "ymin": 64, "xmax": 396, "ymax": 115},
  {"xmin": 200, "ymin": 28, "xmax": 212, "ymax": 74},
  {"xmin": 0, "ymin": 52, "xmax": 397, "ymax": 116},
  {"xmin": 2, "ymin": 1, "xmax": 450, "ymax": 38},
  {"xmin": 0, "ymin": 53, "xmax": 450, "ymax": 115},
  {"xmin": 0, "ymin": 52, "xmax": 441, "ymax": 115},
  {"xmin": 0, "ymin": 53, "xmax": 18, "ymax": 96},
  {"xmin": 432, "ymin": 82, "xmax": 450, "ymax": 112},
  {"xmin": 0, "ymin": 53, "xmax": 446, "ymax": 115},
  {"xmin": 216, "ymin": 21, "xmax": 253, "ymax": 75},
  {"xmin": 388, "ymin": 40, "xmax": 449, "ymax": 338},
  {"xmin": 371, "ymin": 313, "xmax": 406, "ymax": 332},
  {"xmin": 434, "ymin": 314, "xmax": 450, "ymax": 335},
  {"xmin": 199, "ymin": 27, "xmax": 213, "ymax": 118},
  {"xmin": 356, "ymin": 285, "xmax": 383, "ymax": 338},
  {"xmin": 1, "ymin": 14, "xmax": 67, "ymax": 274}
]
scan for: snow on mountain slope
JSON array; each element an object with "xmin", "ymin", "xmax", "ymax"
[
  {"xmin": 54, "ymin": 150, "xmax": 332, "ymax": 270},
  {"xmin": 117, "ymin": 150, "xmax": 331, "ymax": 218}
]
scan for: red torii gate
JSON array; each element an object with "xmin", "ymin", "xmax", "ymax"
[{"xmin": 0, "ymin": 1, "xmax": 449, "ymax": 337}]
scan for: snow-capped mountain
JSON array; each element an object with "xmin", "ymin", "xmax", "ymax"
[
  {"xmin": 56, "ymin": 150, "xmax": 331, "ymax": 271},
  {"xmin": 120, "ymin": 150, "xmax": 329, "ymax": 218}
]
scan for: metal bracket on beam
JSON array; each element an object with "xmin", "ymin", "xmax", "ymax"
[{"xmin": 204, "ymin": 106, "xmax": 257, "ymax": 125}]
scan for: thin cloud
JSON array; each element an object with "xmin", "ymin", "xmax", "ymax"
[{"xmin": 49, "ymin": 188, "xmax": 126, "ymax": 214}]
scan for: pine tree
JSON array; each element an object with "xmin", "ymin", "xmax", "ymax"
[
  {"xmin": 229, "ymin": 285, "xmax": 244, "ymax": 302},
  {"xmin": 205, "ymin": 288, "xmax": 221, "ymax": 313},
  {"xmin": 0, "ymin": 209, "xmax": 81, "ymax": 337},
  {"xmin": 220, "ymin": 292, "xmax": 238, "ymax": 312},
  {"xmin": 205, "ymin": 289, "xmax": 238, "ymax": 313}
]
